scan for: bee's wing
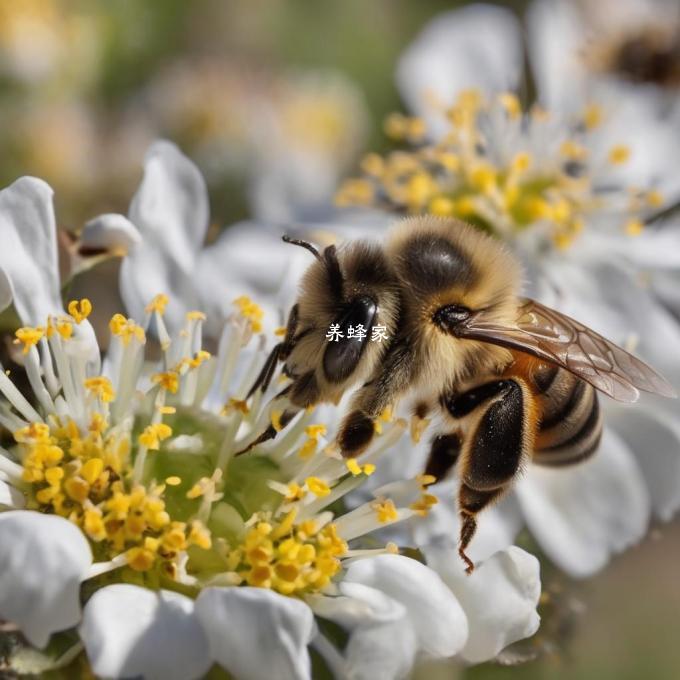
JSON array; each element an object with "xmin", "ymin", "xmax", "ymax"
[{"xmin": 457, "ymin": 298, "xmax": 676, "ymax": 403}]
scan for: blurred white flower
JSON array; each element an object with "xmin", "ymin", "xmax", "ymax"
[
  {"xmin": 134, "ymin": 60, "xmax": 370, "ymax": 222},
  {"xmin": 334, "ymin": 3, "xmax": 680, "ymax": 577},
  {"xmin": 83, "ymin": 140, "xmax": 311, "ymax": 337},
  {"xmin": 0, "ymin": 175, "xmax": 542, "ymax": 677},
  {"xmin": 528, "ymin": 0, "xmax": 680, "ymax": 119}
]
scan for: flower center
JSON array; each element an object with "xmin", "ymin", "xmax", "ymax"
[{"xmin": 336, "ymin": 90, "xmax": 663, "ymax": 250}]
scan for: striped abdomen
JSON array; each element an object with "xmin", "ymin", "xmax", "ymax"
[{"xmin": 531, "ymin": 363, "xmax": 603, "ymax": 466}]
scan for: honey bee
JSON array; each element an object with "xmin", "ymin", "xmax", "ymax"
[{"xmin": 243, "ymin": 216, "xmax": 676, "ymax": 572}]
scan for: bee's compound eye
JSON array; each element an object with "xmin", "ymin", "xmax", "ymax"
[
  {"xmin": 433, "ymin": 304, "xmax": 471, "ymax": 332},
  {"xmin": 323, "ymin": 296, "xmax": 377, "ymax": 384}
]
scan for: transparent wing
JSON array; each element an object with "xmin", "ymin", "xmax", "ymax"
[{"xmin": 457, "ymin": 298, "xmax": 677, "ymax": 403}]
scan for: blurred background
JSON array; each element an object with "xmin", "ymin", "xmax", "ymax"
[{"xmin": 0, "ymin": 1, "xmax": 678, "ymax": 678}]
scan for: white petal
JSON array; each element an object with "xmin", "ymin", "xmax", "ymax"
[
  {"xmin": 81, "ymin": 213, "xmax": 142, "ymax": 253},
  {"xmin": 122, "ymin": 140, "xmax": 208, "ymax": 329},
  {"xmin": 80, "ymin": 584, "xmax": 211, "ymax": 680},
  {"xmin": 423, "ymin": 546, "xmax": 541, "ymax": 663},
  {"xmin": 515, "ymin": 428, "xmax": 650, "ymax": 577},
  {"xmin": 526, "ymin": 0, "xmax": 587, "ymax": 111},
  {"xmin": 344, "ymin": 554, "xmax": 468, "ymax": 658},
  {"xmin": 0, "ymin": 479, "xmax": 25, "ymax": 508},
  {"xmin": 396, "ymin": 5, "xmax": 523, "ymax": 130},
  {"xmin": 413, "ymin": 480, "xmax": 523, "ymax": 562},
  {"xmin": 607, "ymin": 403, "xmax": 680, "ymax": 521},
  {"xmin": 0, "ymin": 177, "xmax": 62, "ymax": 324},
  {"xmin": 0, "ymin": 511, "xmax": 91, "ymax": 647},
  {"xmin": 195, "ymin": 586, "xmax": 315, "ymax": 680}
]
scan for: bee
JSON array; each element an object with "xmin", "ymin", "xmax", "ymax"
[{"xmin": 243, "ymin": 216, "xmax": 676, "ymax": 572}]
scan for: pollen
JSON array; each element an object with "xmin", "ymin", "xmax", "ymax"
[
  {"xmin": 84, "ymin": 376, "xmax": 116, "ymax": 403},
  {"xmin": 305, "ymin": 476, "xmax": 331, "ymax": 498},
  {"xmin": 165, "ymin": 476, "xmax": 182, "ymax": 486},
  {"xmin": 145, "ymin": 293, "xmax": 169, "ymax": 315},
  {"xmin": 608, "ymin": 145, "xmax": 631, "ymax": 165},
  {"xmin": 233, "ymin": 296, "xmax": 264, "ymax": 333},
  {"xmin": 226, "ymin": 510, "xmax": 347, "ymax": 596},
  {"xmin": 409, "ymin": 492, "xmax": 439, "ymax": 517},
  {"xmin": 625, "ymin": 218, "xmax": 644, "ymax": 236},
  {"xmin": 345, "ymin": 459, "xmax": 376, "ymax": 477},
  {"xmin": 152, "ymin": 371, "xmax": 179, "ymax": 394},
  {"xmin": 14, "ymin": 326, "xmax": 45, "ymax": 354},
  {"xmin": 372, "ymin": 498, "xmax": 398, "ymax": 523},
  {"xmin": 109, "ymin": 314, "xmax": 145, "ymax": 345},
  {"xmin": 138, "ymin": 423, "xmax": 173, "ymax": 450},
  {"xmin": 67, "ymin": 298, "xmax": 92, "ymax": 324}
]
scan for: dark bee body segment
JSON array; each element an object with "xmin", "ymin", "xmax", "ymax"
[
  {"xmin": 425, "ymin": 433, "xmax": 462, "ymax": 481},
  {"xmin": 399, "ymin": 233, "xmax": 476, "ymax": 292},
  {"xmin": 531, "ymin": 365, "xmax": 602, "ymax": 467}
]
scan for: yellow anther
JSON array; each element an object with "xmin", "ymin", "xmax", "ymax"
[
  {"xmin": 383, "ymin": 112, "xmax": 409, "ymax": 139},
  {"xmin": 233, "ymin": 296, "xmax": 264, "ymax": 333},
  {"xmin": 285, "ymin": 482, "xmax": 306, "ymax": 502},
  {"xmin": 222, "ymin": 398, "xmax": 250, "ymax": 416},
  {"xmin": 429, "ymin": 196, "xmax": 455, "ymax": 216},
  {"xmin": 152, "ymin": 371, "xmax": 179, "ymax": 394},
  {"xmin": 360, "ymin": 153, "xmax": 385, "ymax": 177},
  {"xmin": 45, "ymin": 466, "xmax": 64, "ymax": 486},
  {"xmin": 345, "ymin": 459, "xmax": 376, "ymax": 477},
  {"xmin": 335, "ymin": 178, "xmax": 375, "ymax": 207},
  {"xmin": 560, "ymin": 140, "xmax": 588, "ymax": 160},
  {"xmin": 189, "ymin": 520, "xmax": 212, "ymax": 550},
  {"xmin": 186, "ymin": 311, "xmax": 206, "ymax": 321},
  {"xmin": 608, "ymin": 145, "xmax": 631, "ymax": 165},
  {"xmin": 298, "ymin": 438, "xmax": 318, "ymax": 460},
  {"xmin": 271, "ymin": 411, "xmax": 284, "ymax": 432},
  {"xmin": 470, "ymin": 165, "xmax": 497, "ymax": 194},
  {"xmin": 372, "ymin": 498, "xmax": 398, "ymax": 523},
  {"xmin": 553, "ymin": 231, "xmax": 575, "ymax": 250},
  {"xmin": 84, "ymin": 376, "xmax": 116, "ymax": 403},
  {"xmin": 158, "ymin": 406, "xmax": 176, "ymax": 415},
  {"xmin": 409, "ymin": 492, "xmax": 439, "ymax": 517},
  {"xmin": 126, "ymin": 545, "xmax": 157, "ymax": 572},
  {"xmin": 406, "ymin": 117, "xmax": 427, "ymax": 141},
  {"xmin": 89, "ymin": 413, "xmax": 108, "ymax": 434},
  {"xmin": 64, "ymin": 476, "xmax": 89, "ymax": 503},
  {"xmin": 145, "ymin": 294, "xmax": 169, "ymax": 315},
  {"xmin": 405, "ymin": 171, "xmax": 435, "ymax": 209},
  {"xmin": 583, "ymin": 103, "xmax": 603, "ymax": 130},
  {"xmin": 81, "ymin": 458, "xmax": 104, "ymax": 485},
  {"xmin": 305, "ymin": 424, "xmax": 327, "ymax": 439},
  {"xmin": 109, "ymin": 314, "xmax": 145, "ymax": 345},
  {"xmin": 14, "ymin": 327, "xmax": 45, "ymax": 354},
  {"xmin": 67, "ymin": 299, "xmax": 92, "ymax": 324},
  {"xmin": 305, "ymin": 476, "xmax": 331, "ymax": 498},
  {"xmin": 165, "ymin": 476, "xmax": 182, "ymax": 486},
  {"xmin": 511, "ymin": 152, "xmax": 532, "ymax": 173},
  {"xmin": 416, "ymin": 473, "xmax": 437, "ymax": 487},
  {"xmin": 386, "ymin": 542, "xmax": 399, "ymax": 554},
  {"xmin": 646, "ymin": 190, "xmax": 664, "ymax": 207},
  {"xmin": 274, "ymin": 326, "xmax": 287, "ymax": 337},
  {"xmin": 138, "ymin": 423, "xmax": 173, "ymax": 450},
  {"xmin": 84, "ymin": 508, "xmax": 106, "ymax": 542},
  {"xmin": 498, "ymin": 92, "xmax": 521, "ymax": 119},
  {"xmin": 436, "ymin": 152, "xmax": 460, "ymax": 173},
  {"xmin": 625, "ymin": 219, "xmax": 644, "ymax": 236}
]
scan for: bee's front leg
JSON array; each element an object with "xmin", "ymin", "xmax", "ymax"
[{"xmin": 444, "ymin": 378, "xmax": 535, "ymax": 573}]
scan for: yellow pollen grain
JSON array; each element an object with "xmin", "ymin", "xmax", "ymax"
[
  {"xmin": 165, "ymin": 476, "xmax": 182, "ymax": 486},
  {"xmin": 145, "ymin": 294, "xmax": 169, "ymax": 315},
  {"xmin": 14, "ymin": 326, "xmax": 45, "ymax": 354},
  {"xmin": 84, "ymin": 376, "xmax": 116, "ymax": 403},
  {"xmin": 158, "ymin": 406, "xmax": 176, "ymax": 415},
  {"xmin": 625, "ymin": 219, "xmax": 644, "ymax": 236},
  {"xmin": 608, "ymin": 145, "xmax": 631, "ymax": 165},
  {"xmin": 138, "ymin": 423, "xmax": 173, "ymax": 451},
  {"xmin": 152, "ymin": 371, "xmax": 179, "ymax": 394},
  {"xmin": 305, "ymin": 424, "xmax": 327, "ymax": 439},
  {"xmin": 646, "ymin": 190, "xmax": 664, "ymax": 207},
  {"xmin": 429, "ymin": 196, "xmax": 455, "ymax": 216},
  {"xmin": 373, "ymin": 499, "xmax": 398, "ymax": 523},
  {"xmin": 305, "ymin": 476, "xmax": 331, "ymax": 498},
  {"xmin": 583, "ymin": 103, "xmax": 603, "ymax": 129},
  {"xmin": 67, "ymin": 299, "xmax": 92, "ymax": 324},
  {"xmin": 186, "ymin": 311, "xmax": 206, "ymax": 321},
  {"xmin": 498, "ymin": 92, "xmax": 521, "ymax": 119}
]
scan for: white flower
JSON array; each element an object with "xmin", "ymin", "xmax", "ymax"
[
  {"xmin": 0, "ymin": 175, "xmax": 542, "ymax": 677},
  {"xmin": 527, "ymin": 0, "xmax": 680, "ymax": 118},
  {"xmin": 333, "ymin": 4, "xmax": 680, "ymax": 578},
  {"xmin": 82, "ymin": 140, "xmax": 312, "ymax": 336}
]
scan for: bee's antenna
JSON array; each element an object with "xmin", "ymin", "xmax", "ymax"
[{"xmin": 282, "ymin": 235, "xmax": 322, "ymax": 261}]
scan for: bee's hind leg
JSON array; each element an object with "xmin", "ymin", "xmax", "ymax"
[{"xmin": 445, "ymin": 378, "xmax": 535, "ymax": 574}]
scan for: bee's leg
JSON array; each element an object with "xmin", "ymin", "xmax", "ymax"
[
  {"xmin": 246, "ymin": 305, "xmax": 299, "ymax": 399},
  {"xmin": 424, "ymin": 433, "xmax": 462, "ymax": 482},
  {"xmin": 448, "ymin": 378, "xmax": 535, "ymax": 574},
  {"xmin": 337, "ymin": 339, "xmax": 416, "ymax": 457}
]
